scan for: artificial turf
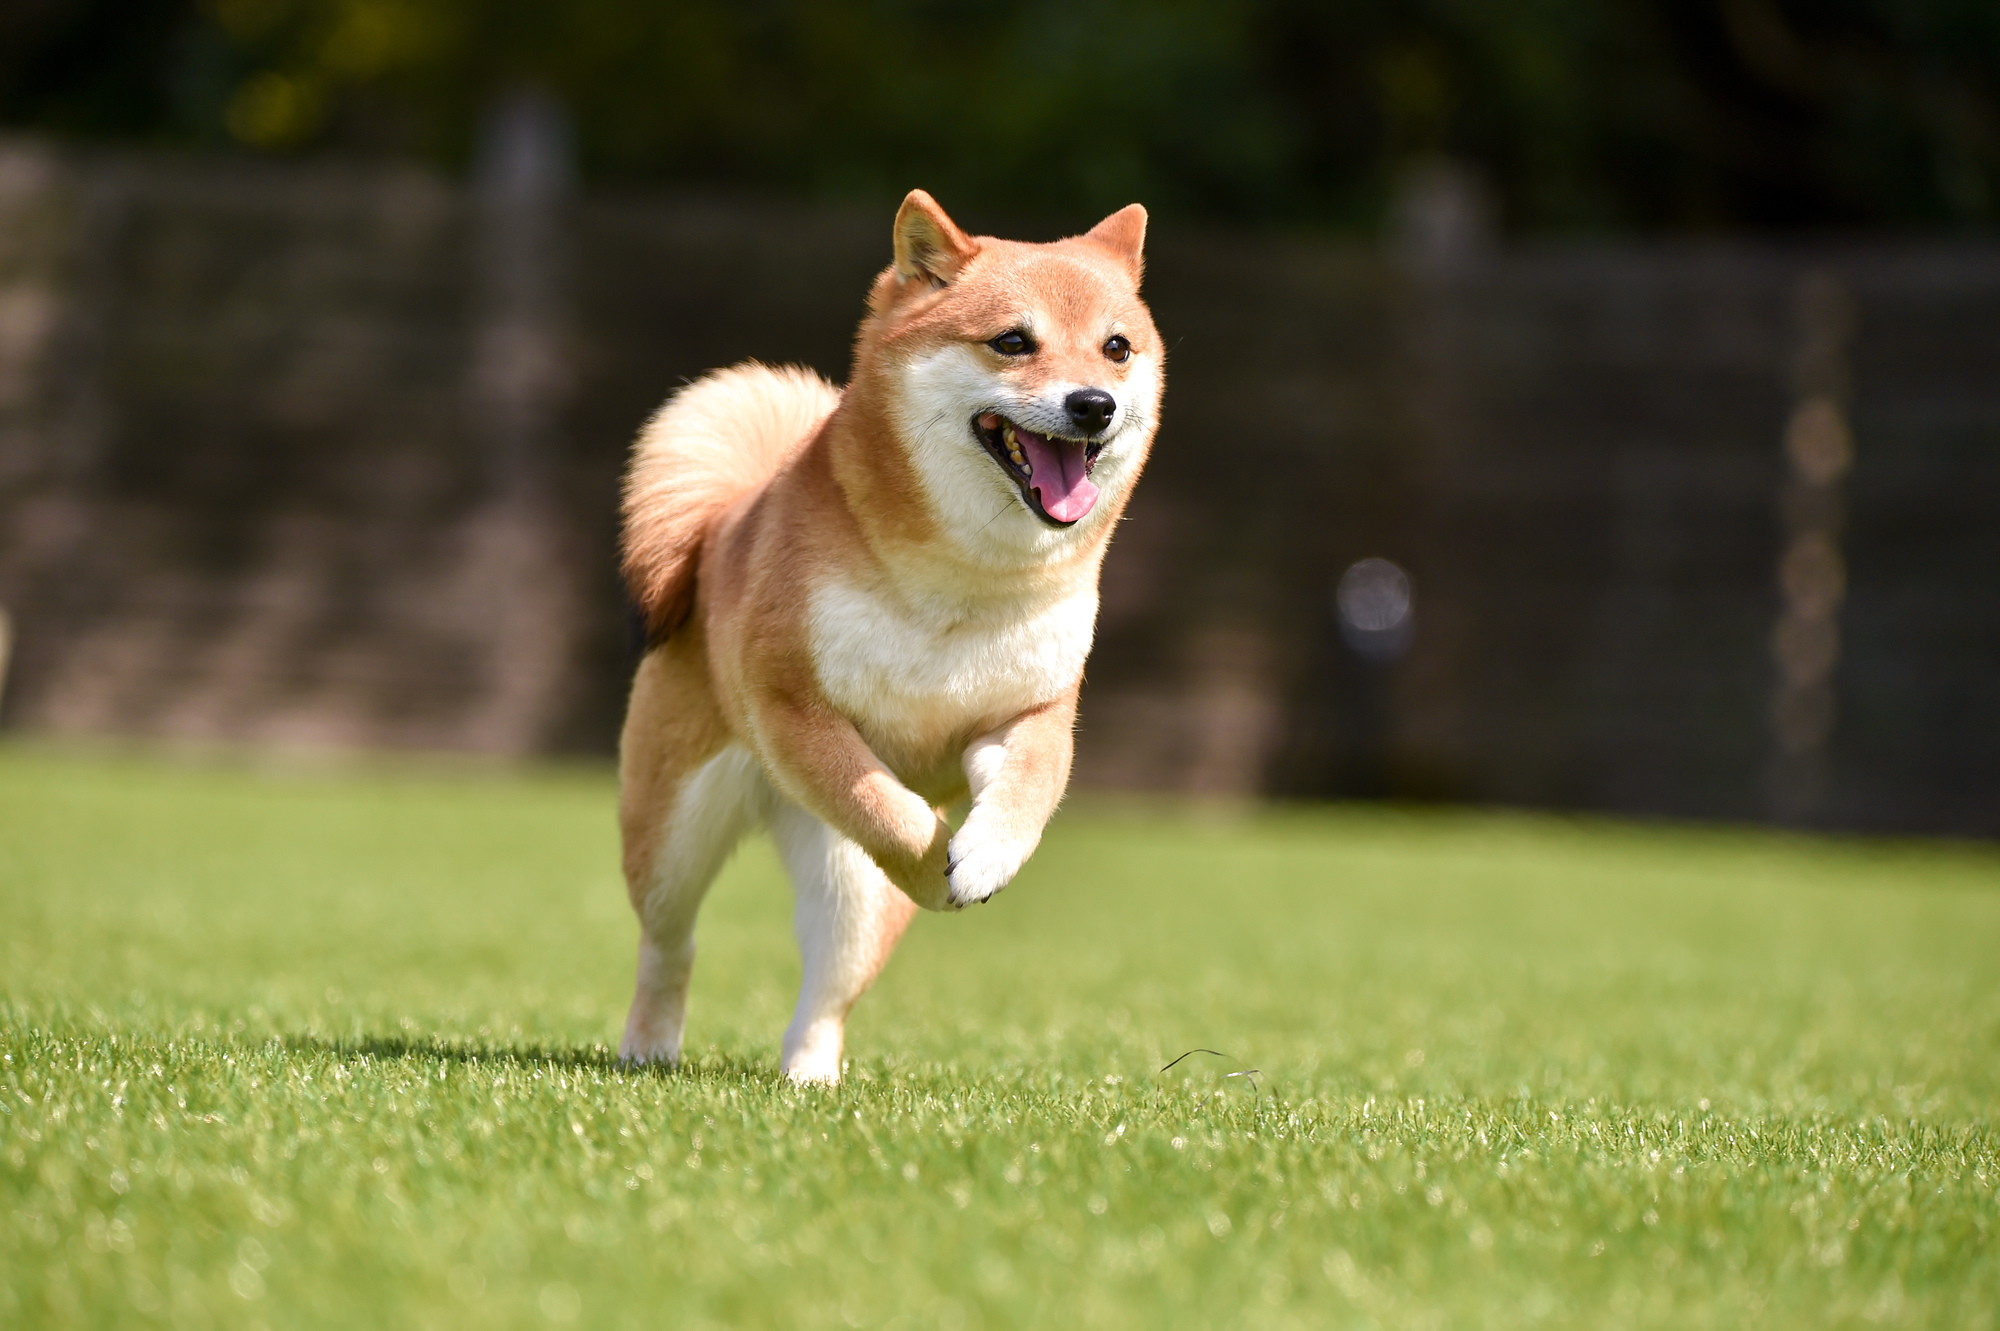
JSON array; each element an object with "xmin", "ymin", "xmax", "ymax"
[{"xmin": 1, "ymin": 743, "xmax": 1996, "ymax": 1330}]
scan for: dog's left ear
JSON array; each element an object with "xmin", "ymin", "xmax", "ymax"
[
  {"xmin": 893, "ymin": 190, "xmax": 978, "ymax": 288},
  {"xmin": 1083, "ymin": 204, "xmax": 1148, "ymax": 282}
]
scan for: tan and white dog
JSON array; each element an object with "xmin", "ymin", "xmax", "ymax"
[{"xmin": 614, "ymin": 190, "xmax": 1162, "ymax": 1083}]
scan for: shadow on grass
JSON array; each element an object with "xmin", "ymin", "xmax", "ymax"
[{"xmin": 283, "ymin": 1032, "xmax": 786, "ymax": 1088}]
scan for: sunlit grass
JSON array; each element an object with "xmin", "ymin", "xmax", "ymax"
[{"xmin": 2, "ymin": 744, "xmax": 1997, "ymax": 1329}]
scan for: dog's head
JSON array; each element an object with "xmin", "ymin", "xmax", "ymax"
[{"xmin": 856, "ymin": 191, "xmax": 1162, "ymax": 564}]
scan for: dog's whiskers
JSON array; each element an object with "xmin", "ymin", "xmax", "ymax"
[{"xmin": 973, "ymin": 496, "xmax": 1016, "ymax": 536}]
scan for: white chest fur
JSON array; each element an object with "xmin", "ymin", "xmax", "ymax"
[{"xmin": 807, "ymin": 576, "xmax": 1096, "ymax": 760}]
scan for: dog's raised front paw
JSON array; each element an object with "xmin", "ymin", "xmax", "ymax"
[{"xmin": 945, "ymin": 814, "xmax": 1034, "ymax": 909}]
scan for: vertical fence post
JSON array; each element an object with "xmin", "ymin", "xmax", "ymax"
[
  {"xmin": 0, "ymin": 604, "xmax": 12, "ymax": 722},
  {"xmin": 1769, "ymin": 270, "xmax": 1855, "ymax": 821},
  {"xmin": 461, "ymin": 89, "xmax": 582, "ymax": 755},
  {"xmin": 1383, "ymin": 158, "xmax": 1493, "ymax": 800},
  {"xmin": 0, "ymin": 141, "xmax": 124, "ymax": 734}
]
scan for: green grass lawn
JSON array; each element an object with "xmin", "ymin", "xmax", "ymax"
[{"xmin": 2, "ymin": 744, "xmax": 1997, "ymax": 1330}]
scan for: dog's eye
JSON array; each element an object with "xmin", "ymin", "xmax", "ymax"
[
  {"xmin": 988, "ymin": 330, "xmax": 1035, "ymax": 356},
  {"xmin": 1103, "ymin": 335, "xmax": 1132, "ymax": 363}
]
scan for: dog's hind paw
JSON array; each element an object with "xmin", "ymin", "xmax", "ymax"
[
  {"xmin": 781, "ymin": 1019, "xmax": 844, "ymax": 1084},
  {"xmin": 617, "ymin": 1035, "xmax": 681, "ymax": 1068}
]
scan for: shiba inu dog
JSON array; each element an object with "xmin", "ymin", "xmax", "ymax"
[{"xmin": 615, "ymin": 190, "xmax": 1162, "ymax": 1083}]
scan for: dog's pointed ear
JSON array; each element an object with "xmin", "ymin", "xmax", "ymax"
[
  {"xmin": 893, "ymin": 190, "xmax": 978, "ymax": 288},
  {"xmin": 1083, "ymin": 204, "xmax": 1148, "ymax": 281}
]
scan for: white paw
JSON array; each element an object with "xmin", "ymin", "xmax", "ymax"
[
  {"xmin": 945, "ymin": 813, "xmax": 1034, "ymax": 909},
  {"xmin": 782, "ymin": 1021, "xmax": 844, "ymax": 1084},
  {"xmin": 619, "ymin": 1001, "xmax": 685, "ymax": 1067},
  {"xmin": 785, "ymin": 1059, "xmax": 841, "ymax": 1086},
  {"xmin": 617, "ymin": 1033, "xmax": 680, "ymax": 1067}
]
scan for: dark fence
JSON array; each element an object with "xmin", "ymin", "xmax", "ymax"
[{"xmin": 1, "ymin": 137, "xmax": 1995, "ymax": 836}]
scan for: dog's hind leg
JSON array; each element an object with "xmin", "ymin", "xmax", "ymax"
[
  {"xmin": 618, "ymin": 645, "xmax": 763, "ymax": 1066},
  {"xmin": 768, "ymin": 802, "xmax": 919, "ymax": 1084}
]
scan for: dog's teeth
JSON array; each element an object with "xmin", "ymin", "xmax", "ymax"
[
  {"xmin": 998, "ymin": 421, "xmax": 1030, "ymax": 473},
  {"xmin": 979, "ymin": 413, "xmax": 1001, "ymax": 431}
]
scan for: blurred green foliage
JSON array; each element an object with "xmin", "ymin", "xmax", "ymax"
[{"xmin": 3, "ymin": 0, "xmax": 1997, "ymax": 231}]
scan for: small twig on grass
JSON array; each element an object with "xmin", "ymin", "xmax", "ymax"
[{"xmin": 1160, "ymin": 1048, "xmax": 1261, "ymax": 1097}]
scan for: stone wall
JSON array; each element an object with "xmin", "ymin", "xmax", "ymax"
[{"xmin": 1, "ymin": 138, "xmax": 1994, "ymax": 834}]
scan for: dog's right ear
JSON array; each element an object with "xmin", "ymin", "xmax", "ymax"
[
  {"xmin": 1083, "ymin": 204, "xmax": 1148, "ymax": 282},
  {"xmin": 893, "ymin": 190, "xmax": 978, "ymax": 289}
]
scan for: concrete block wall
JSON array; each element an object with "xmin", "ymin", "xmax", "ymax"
[{"xmin": 0, "ymin": 138, "xmax": 1994, "ymax": 834}]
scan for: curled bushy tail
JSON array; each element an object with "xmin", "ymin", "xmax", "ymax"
[{"xmin": 622, "ymin": 362, "xmax": 841, "ymax": 641}]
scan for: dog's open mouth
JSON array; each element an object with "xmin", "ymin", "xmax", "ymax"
[{"xmin": 973, "ymin": 412, "xmax": 1105, "ymax": 526}]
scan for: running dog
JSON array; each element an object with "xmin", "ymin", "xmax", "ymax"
[{"xmin": 616, "ymin": 190, "xmax": 1162, "ymax": 1082}]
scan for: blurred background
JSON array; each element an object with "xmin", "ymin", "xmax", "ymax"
[{"xmin": 0, "ymin": 0, "xmax": 1994, "ymax": 835}]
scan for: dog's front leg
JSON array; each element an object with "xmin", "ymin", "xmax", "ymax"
[
  {"xmin": 946, "ymin": 696, "xmax": 1077, "ymax": 908},
  {"xmin": 750, "ymin": 692, "xmax": 955, "ymax": 911}
]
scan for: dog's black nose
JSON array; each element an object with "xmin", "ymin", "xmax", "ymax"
[{"xmin": 1064, "ymin": 388, "xmax": 1116, "ymax": 434}]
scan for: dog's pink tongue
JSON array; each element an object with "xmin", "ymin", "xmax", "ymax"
[{"xmin": 1016, "ymin": 428, "xmax": 1099, "ymax": 522}]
